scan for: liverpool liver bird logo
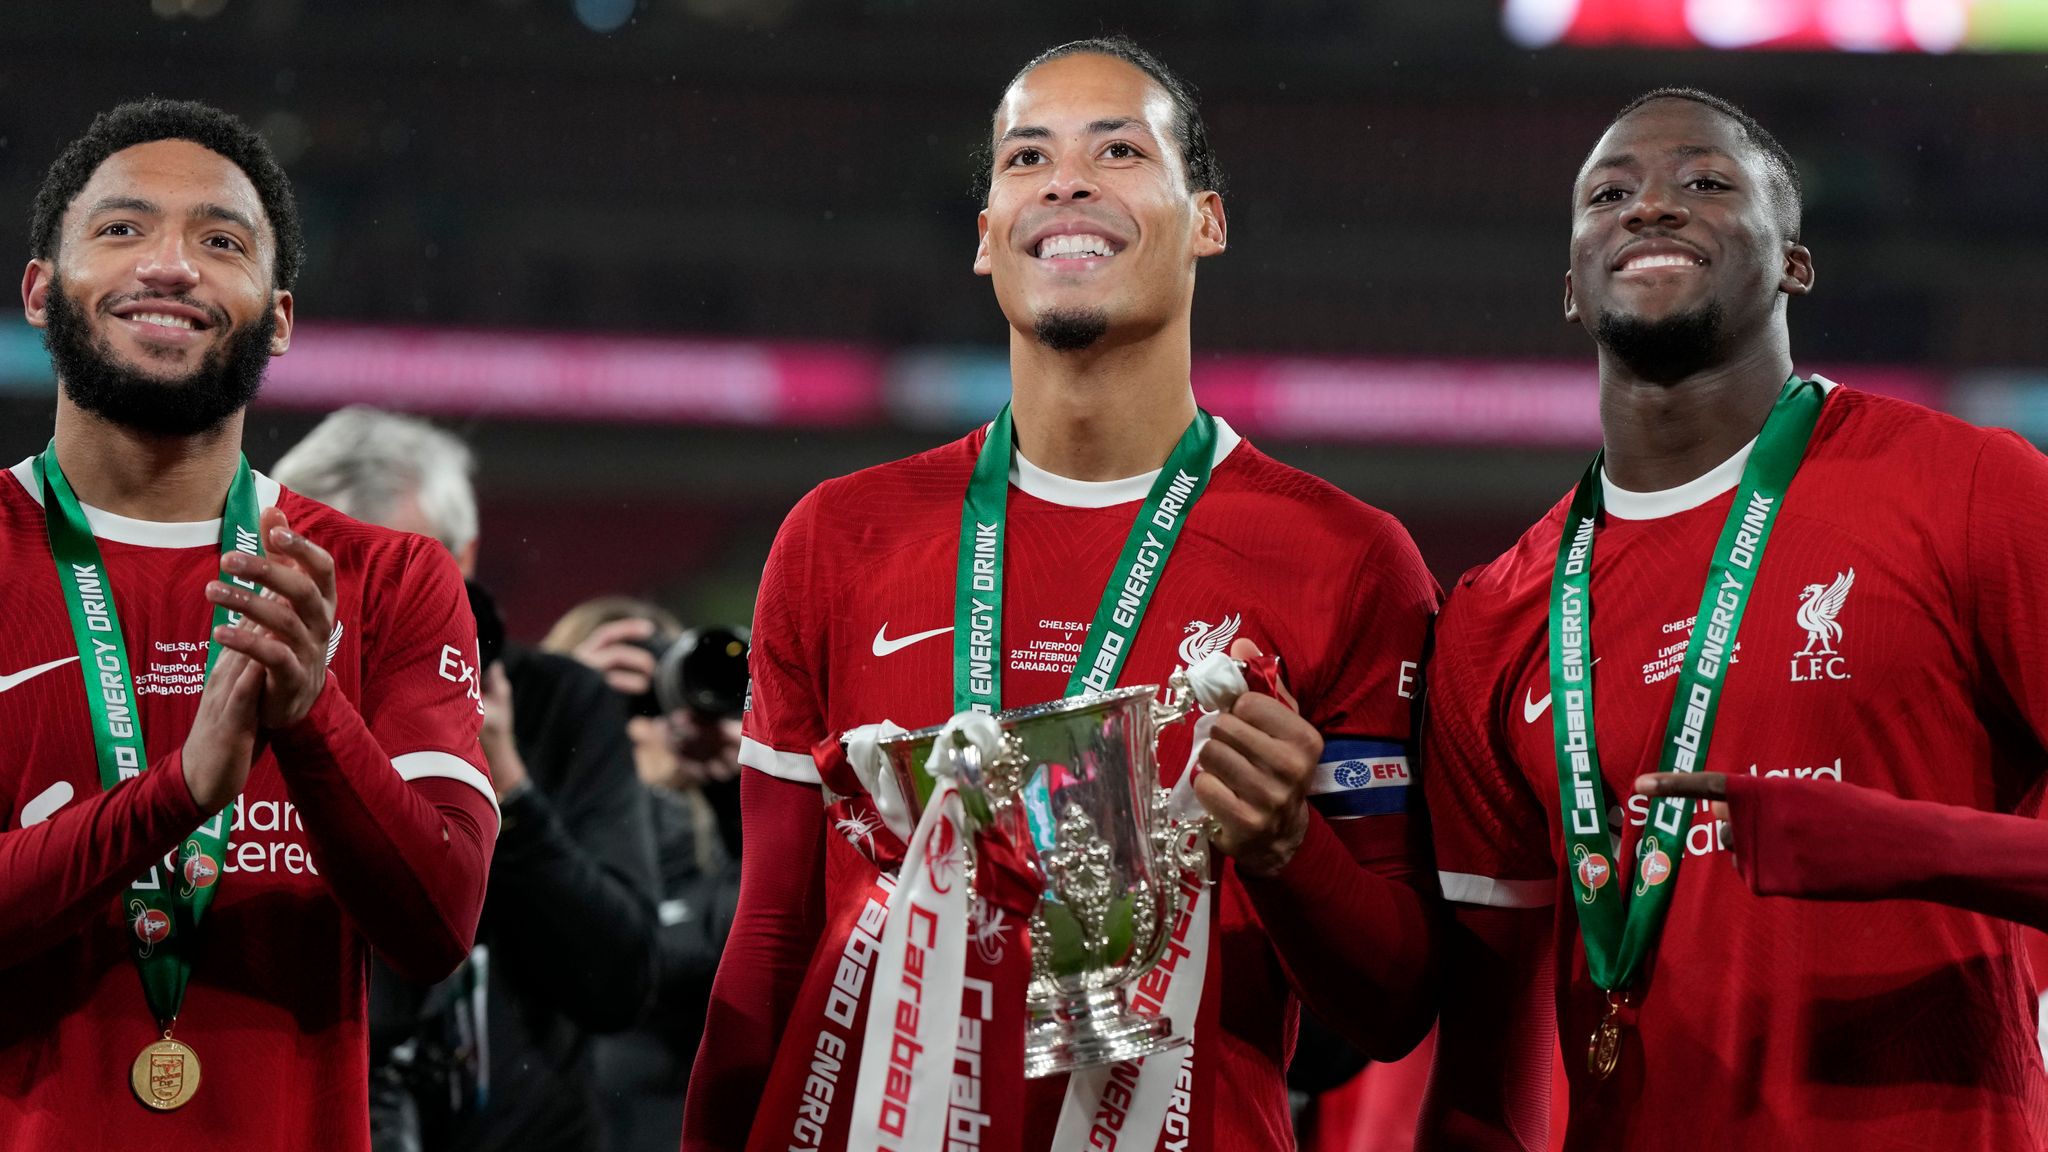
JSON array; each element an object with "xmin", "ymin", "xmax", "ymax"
[
  {"xmin": 1178, "ymin": 614, "xmax": 1241, "ymax": 666},
  {"xmin": 1796, "ymin": 569, "xmax": 1855, "ymax": 656}
]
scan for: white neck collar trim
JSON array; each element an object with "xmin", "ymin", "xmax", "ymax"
[
  {"xmin": 10, "ymin": 457, "xmax": 284, "ymax": 548},
  {"xmin": 1598, "ymin": 375, "xmax": 1836, "ymax": 522},
  {"xmin": 1009, "ymin": 417, "xmax": 1243, "ymax": 509}
]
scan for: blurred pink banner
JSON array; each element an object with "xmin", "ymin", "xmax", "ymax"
[
  {"xmin": 263, "ymin": 323, "xmax": 885, "ymax": 425},
  {"xmin": 259, "ymin": 323, "xmax": 1948, "ymax": 445},
  {"xmin": 1196, "ymin": 356, "xmax": 1944, "ymax": 446},
  {"xmin": 1196, "ymin": 358, "xmax": 1603, "ymax": 446}
]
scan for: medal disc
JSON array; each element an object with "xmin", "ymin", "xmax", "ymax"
[
  {"xmin": 1588, "ymin": 1015, "xmax": 1623, "ymax": 1081},
  {"xmin": 131, "ymin": 1037, "xmax": 201, "ymax": 1110}
]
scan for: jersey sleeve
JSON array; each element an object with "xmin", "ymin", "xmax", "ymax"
[
  {"xmin": 1963, "ymin": 429, "xmax": 2048, "ymax": 780},
  {"xmin": 1232, "ymin": 513, "xmax": 1444, "ymax": 1059},
  {"xmin": 1301, "ymin": 515, "xmax": 1436, "ymax": 830},
  {"xmin": 357, "ymin": 537, "xmax": 493, "ymax": 811},
  {"xmin": 1424, "ymin": 579, "xmax": 1558, "ymax": 909},
  {"xmin": 739, "ymin": 490, "xmax": 828, "ymax": 785}
]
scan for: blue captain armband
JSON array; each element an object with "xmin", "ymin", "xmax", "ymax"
[{"xmin": 1307, "ymin": 739, "xmax": 1411, "ymax": 818}]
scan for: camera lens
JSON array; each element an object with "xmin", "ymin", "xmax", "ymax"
[{"xmin": 653, "ymin": 627, "xmax": 750, "ymax": 719}]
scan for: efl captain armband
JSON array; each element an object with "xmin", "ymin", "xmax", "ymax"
[{"xmin": 1308, "ymin": 740, "xmax": 1412, "ymax": 818}]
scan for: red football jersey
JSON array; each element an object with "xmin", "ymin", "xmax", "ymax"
[
  {"xmin": 0, "ymin": 460, "xmax": 493, "ymax": 1150},
  {"xmin": 738, "ymin": 421, "xmax": 1438, "ymax": 1150},
  {"xmin": 1426, "ymin": 384, "xmax": 2048, "ymax": 1149}
]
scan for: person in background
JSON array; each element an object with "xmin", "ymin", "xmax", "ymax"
[
  {"xmin": 272, "ymin": 407, "xmax": 659, "ymax": 1152},
  {"xmin": 541, "ymin": 598, "xmax": 742, "ymax": 1152}
]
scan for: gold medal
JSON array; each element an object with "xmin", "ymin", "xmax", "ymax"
[
  {"xmin": 131, "ymin": 1035, "xmax": 201, "ymax": 1111},
  {"xmin": 1587, "ymin": 993, "xmax": 1625, "ymax": 1080}
]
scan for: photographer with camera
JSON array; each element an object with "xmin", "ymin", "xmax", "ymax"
[
  {"xmin": 541, "ymin": 599, "xmax": 745, "ymax": 1152},
  {"xmin": 272, "ymin": 408, "xmax": 659, "ymax": 1152}
]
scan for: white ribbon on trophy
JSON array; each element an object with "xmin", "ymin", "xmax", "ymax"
[
  {"xmin": 1052, "ymin": 651, "xmax": 1246, "ymax": 1149},
  {"xmin": 844, "ymin": 720, "xmax": 916, "ymax": 841},
  {"xmin": 846, "ymin": 710, "xmax": 999, "ymax": 1152}
]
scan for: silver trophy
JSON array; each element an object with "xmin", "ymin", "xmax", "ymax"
[{"xmin": 872, "ymin": 667, "xmax": 1229, "ymax": 1078}]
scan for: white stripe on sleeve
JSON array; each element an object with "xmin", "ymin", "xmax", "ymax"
[
  {"xmin": 392, "ymin": 750, "xmax": 501, "ymax": 829},
  {"xmin": 1439, "ymin": 870, "xmax": 1555, "ymax": 909},
  {"xmin": 741, "ymin": 736, "xmax": 822, "ymax": 785}
]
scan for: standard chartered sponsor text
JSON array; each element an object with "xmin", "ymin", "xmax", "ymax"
[
  {"xmin": 1616, "ymin": 758, "xmax": 1845, "ymax": 858},
  {"xmin": 141, "ymin": 795, "xmax": 325, "ymax": 876}
]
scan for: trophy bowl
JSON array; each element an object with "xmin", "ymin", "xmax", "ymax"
[{"xmin": 873, "ymin": 682, "xmax": 1206, "ymax": 1078}]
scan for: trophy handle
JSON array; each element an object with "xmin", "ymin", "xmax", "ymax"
[
  {"xmin": 1151, "ymin": 652, "xmax": 1247, "ymax": 847},
  {"xmin": 1152, "ymin": 653, "xmax": 1251, "ymax": 729},
  {"xmin": 1151, "ymin": 670, "xmax": 1195, "ymax": 729},
  {"xmin": 929, "ymin": 713, "xmax": 1026, "ymax": 830}
]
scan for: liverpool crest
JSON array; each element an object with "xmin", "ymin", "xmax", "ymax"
[
  {"xmin": 1178, "ymin": 614, "xmax": 1241, "ymax": 666},
  {"xmin": 1791, "ymin": 569, "xmax": 1854, "ymax": 682}
]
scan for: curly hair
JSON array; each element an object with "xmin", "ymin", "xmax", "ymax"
[
  {"xmin": 30, "ymin": 98, "xmax": 305, "ymax": 289},
  {"xmin": 974, "ymin": 36, "xmax": 1226, "ymax": 204}
]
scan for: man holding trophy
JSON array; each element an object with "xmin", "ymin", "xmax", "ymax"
[{"xmin": 683, "ymin": 37, "xmax": 1442, "ymax": 1152}]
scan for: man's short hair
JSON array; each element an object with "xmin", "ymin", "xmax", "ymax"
[
  {"xmin": 30, "ymin": 98, "xmax": 306, "ymax": 290},
  {"xmin": 975, "ymin": 36, "xmax": 1226, "ymax": 202},
  {"xmin": 270, "ymin": 406, "xmax": 478, "ymax": 553},
  {"xmin": 1606, "ymin": 87, "xmax": 1803, "ymax": 241}
]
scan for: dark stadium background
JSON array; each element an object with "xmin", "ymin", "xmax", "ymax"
[{"xmin": 2, "ymin": 0, "xmax": 2042, "ymax": 639}]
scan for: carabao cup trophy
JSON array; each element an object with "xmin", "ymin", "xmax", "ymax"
[{"xmin": 872, "ymin": 656, "xmax": 1242, "ymax": 1078}]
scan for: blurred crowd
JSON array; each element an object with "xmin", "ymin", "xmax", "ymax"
[{"xmin": 267, "ymin": 407, "xmax": 744, "ymax": 1152}]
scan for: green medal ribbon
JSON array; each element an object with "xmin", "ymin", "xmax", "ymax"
[
  {"xmin": 1550, "ymin": 376, "xmax": 1823, "ymax": 992},
  {"xmin": 33, "ymin": 440, "xmax": 264, "ymax": 1029},
  {"xmin": 953, "ymin": 404, "xmax": 1217, "ymax": 718}
]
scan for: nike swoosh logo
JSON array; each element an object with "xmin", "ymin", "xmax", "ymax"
[
  {"xmin": 872, "ymin": 624, "xmax": 953, "ymax": 658},
  {"xmin": 1524, "ymin": 658, "xmax": 1599, "ymax": 724},
  {"xmin": 22, "ymin": 781, "xmax": 73, "ymax": 828},
  {"xmin": 0, "ymin": 656, "xmax": 79, "ymax": 695}
]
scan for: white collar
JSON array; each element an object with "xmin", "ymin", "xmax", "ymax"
[
  {"xmin": 1009, "ymin": 417, "xmax": 1243, "ymax": 509},
  {"xmin": 1598, "ymin": 375, "xmax": 1836, "ymax": 522},
  {"xmin": 10, "ymin": 457, "xmax": 284, "ymax": 548}
]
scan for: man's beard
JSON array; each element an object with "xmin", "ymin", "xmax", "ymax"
[
  {"xmin": 1032, "ymin": 307, "xmax": 1111, "ymax": 353},
  {"xmin": 44, "ymin": 274, "xmax": 274, "ymax": 437},
  {"xmin": 1593, "ymin": 300, "xmax": 1724, "ymax": 385}
]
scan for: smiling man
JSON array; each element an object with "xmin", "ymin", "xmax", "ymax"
[
  {"xmin": 682, "ymin": 38, "xmax": 1441, "ymax": 1152},
  {"xmin": 0, "ymin": 100, "xmax": 496, "ymax": 1149},
  {"xmin": 1420, "ymin": 90, "xmax": 2048, "ymax": 1149}
]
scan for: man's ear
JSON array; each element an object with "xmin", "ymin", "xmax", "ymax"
[
  {"xmin": 269, "ymin": 289, "xmax": 294, "ymax": 356},
  {"xmin": 1191, "ymin": 190, "xmax": 1226, "ymax": 259},
  {"xmin": 22, "ymin": 259, "xmax": 52, "ymax": 329},
  {"xmin": 973, "ymin": 209, "xmax": 994, "ymax": 277},
  {"xmin": 1780, "ymin": 243, "xmax": 1814, "ymax": 298}
]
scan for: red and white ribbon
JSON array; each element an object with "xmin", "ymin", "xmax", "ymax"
[{"xmin": 847, "ymin": 711, "xmax": 999, "ymax": 1152}]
